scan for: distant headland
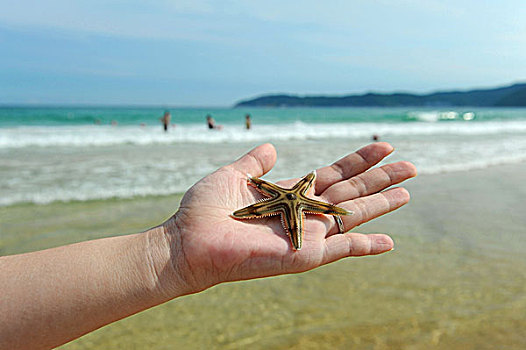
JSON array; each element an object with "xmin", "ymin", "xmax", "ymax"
[{"xmin": 235, "ymin": 82, "xmax": 526, "ymax": 107}]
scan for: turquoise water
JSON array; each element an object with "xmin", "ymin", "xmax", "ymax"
[
  {"xmin": 1, "ymin": 106, "xmax": 526, "ymax": 206},
  {"xmin": 1, "ymin": 106, "xmax": 526, "ymax": 127}
]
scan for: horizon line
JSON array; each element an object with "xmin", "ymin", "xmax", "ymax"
[{"xmin": 2, "ymin": 80, "xmax": 525, "ymax": 108}]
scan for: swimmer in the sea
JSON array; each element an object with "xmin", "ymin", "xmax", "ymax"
[
  {"xmin": 161, "ymin": 110, "xmax": 171, "ymax": 132},
  {"xmin": 245, "ymin": 114, "xmax": 252, "ymax": 130}
]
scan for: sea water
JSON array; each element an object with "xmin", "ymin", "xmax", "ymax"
[{"xmin": 1, "ymin": 106, "xmax": 526, "ymax": 206}]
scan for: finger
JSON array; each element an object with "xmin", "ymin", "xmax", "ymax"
[
  {"xmin": 315, "ymin": 142, "xmax": 394, "ymax": 195},
  {"xmin": 321, "ymin": 161, "xmax": 417, "ymax": 204},
  {"xmin": 327, "ymin": 187, "xmax": 410, "ymax": 236},
  {"xmin": 229, "ymin": 143, "xmax": 277, "ymax": 178},
  {"xmin": 322, "ymin": 233, "xmax": 394, "ymax": 265}
]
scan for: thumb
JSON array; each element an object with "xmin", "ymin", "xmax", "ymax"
[{"xmin": 229, "ymin": 143, "xmax": 277, "ymax": 178}]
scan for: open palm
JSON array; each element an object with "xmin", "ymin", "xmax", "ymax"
[{"xmin": 164, "ymin": 142, "xmax": 416, "ymax": 293}]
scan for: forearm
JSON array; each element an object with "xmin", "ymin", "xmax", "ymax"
[{"xmin": 0, "ymin": 225, "xmax": 184, "ymax": 350}]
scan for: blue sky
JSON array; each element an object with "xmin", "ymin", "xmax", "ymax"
[{"xmin": 0, "ymin": 0, "xmax": 525, "ymax": 106}]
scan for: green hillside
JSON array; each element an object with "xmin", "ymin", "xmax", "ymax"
[{"xmin": 235, "ymin": 83, "xmax": 526, "ymax": 107}]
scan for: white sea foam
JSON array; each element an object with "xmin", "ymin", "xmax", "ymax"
[
  {"xmin": 2, "ymin": 120, "xmax": 526, "ymax": 149},
  {"xmin": 2, "ymin": 120, "xmax": 526, "ymax": 206},
  {"xmin": 418, "ymin": 153, "xmax": 526, "ymax": 174},
  {"xmin": 408, "ymin": 111, "xmax": 463, "ymax": 122}
]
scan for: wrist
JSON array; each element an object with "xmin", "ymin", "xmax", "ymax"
[{"xmin": 144, "ymin": 218, "xmax": 193, "ymax": 301}]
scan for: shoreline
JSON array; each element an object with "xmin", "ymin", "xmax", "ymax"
[
  {"xmin": 0, "ymin": 193, "xmax": 183, "ymax": 256},
  {"xmin": 1, "ymin": 157, "xmax": 524, "ymax": 210}
]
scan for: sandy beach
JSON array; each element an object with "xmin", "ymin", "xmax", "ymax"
[{"xmin": 1, "ymin": 161, "xmax": 525, "ymax": 349}]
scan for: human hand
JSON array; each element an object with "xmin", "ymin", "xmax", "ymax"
[{"xmin": 162, "ymin": 143, "xmax": 416, "ymax": 295}]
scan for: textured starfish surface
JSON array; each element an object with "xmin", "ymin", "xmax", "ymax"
[{"xmin": 231, "ymin": 171, "xmax": 353, "ymax": 250}]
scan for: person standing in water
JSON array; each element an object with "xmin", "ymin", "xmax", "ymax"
[
  {"xmin": 206, "ymin": 114, "xmax": 223, "ymax": 130},
  {"xmin": 161, "ymin": 110, "xmax": 171, "ymax": 132},
  {"xmin": 245, "ymin": 114, "xmax": 252, "ymax": 130},
  {"xmin": 206, "ymin": 114, "xmax": 216, "ymax": 129}
]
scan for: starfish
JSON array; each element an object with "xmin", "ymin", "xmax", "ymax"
[{"xmin": 231, "ymin": 171, "xmax": 353, "ymax": 250}]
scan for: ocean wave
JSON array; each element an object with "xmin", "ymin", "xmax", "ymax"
[
  {"xmin": 2, "ymin": 152, "xmax": 525, "ymax": 207},
  {"xmin": 406, "ymin": 111, "xmax": 476, "ymax": 122},
  {"xmin": 0, "ymin": 185, "xmax": 188, "ymax": 207},
  {"xmin": 2, "ymin": 134, "xmax": 526, "ymax": 206},
  {"xmin": 417, "ymin": 153, "xmax": 526, "ymax": 175},
  {"xmin": 2, "ymin": 120, "xmax": 526, "ymax": 149}
]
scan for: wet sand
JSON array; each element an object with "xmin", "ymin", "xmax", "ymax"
[{"xmin": 1, "ymin": 163, "xmax": 525, "ymax": 349}]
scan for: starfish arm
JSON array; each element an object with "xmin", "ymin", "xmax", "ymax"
[
  {"xmin": 300, "ymin": 197, "xmax": 353, "ymax": 216},
  {"xmin": 279, "ymin": 205, "xmax": 304, "ymax": 250},
  {"xmin": 248, "ymin": 176, "xmax": 283, "ymax": 198},
  {"xmin": 292, "ymin": 171, "xmax": 316, "ymax": 195},
  {"xmin": 231, "ymin": 198, "xmax": 286, "ymax": 218}
]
